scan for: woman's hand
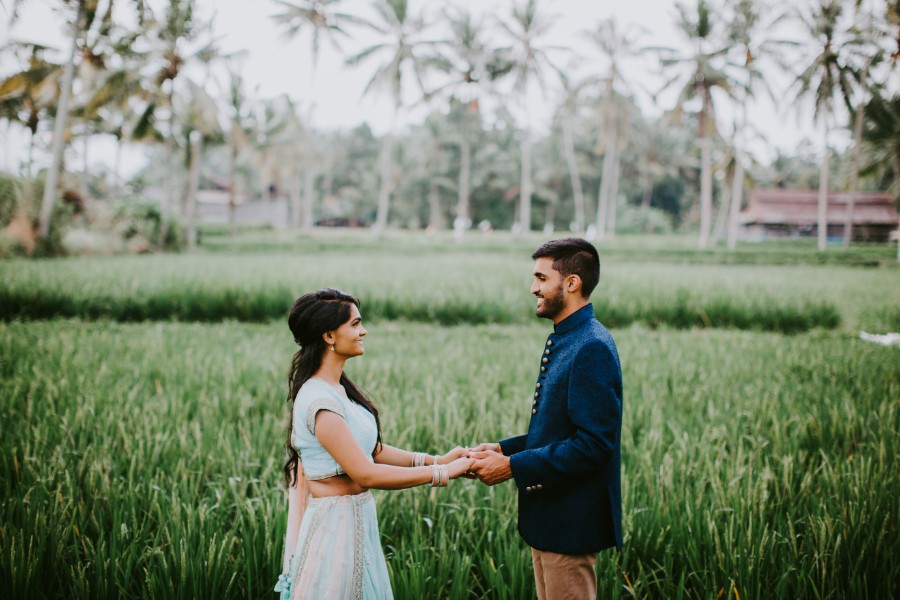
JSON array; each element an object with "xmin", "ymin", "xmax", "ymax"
[
  {"xmin": 438, "ymin": 446, "xmax": 470, "ymax": 464},
  {"xmin": 469, "ymin": 442, "xmax": 499, "ymax": 453},
  {"xmin": 445, "ymin": 457, "xmax": 476, "ymax": 480}
]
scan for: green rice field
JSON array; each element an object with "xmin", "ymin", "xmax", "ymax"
[{"xmin": 1, "ymin": 232, "xmax": 898, "ymax": 599}]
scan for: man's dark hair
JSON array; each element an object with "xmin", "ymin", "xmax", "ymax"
[{"xmin": 531, "ymin": 238, "xmax": 600, "ymax": 298}]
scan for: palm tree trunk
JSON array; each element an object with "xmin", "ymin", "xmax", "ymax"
[
  {"xmin": 27, "ymin": 128, "xmax": 35, "ymax": 179},
  {"xmin": 81, "ymin": 132, "xmax": 89, "ymax": 199},
  {"xmin": 818, "ymin": 117, "xmax": 829, "ymax": 252},
  {"xmin": 844, "ymin": 67, "xmax": 867, "ymax": 247},
  {"xmin": 562, "ymin": 113, "xmax": 585, "ymax": 232},
  {"xmin": 544, "ymin": 200, "xmax": 556, "ymax": 232},
  {"xmin": 373, "ymin": 107, "xmax": 397, "ymax": 235},
  {"xmin": 608, "ymin": 142, "xmax": 620, "ymax": 237},
  {"xmin": 113, "ymin": 135, "xmax": 123, "ymax": 195},
  {"xmin": 454, "ymin": 135, "xmax": 471, "ymax": 241},
  {"xmin": 519, "ymin": 126, "xmax": 533, "ymax": 234},
  {"xmin": 640, "ymin": 168, "xmax": 652, "ymax": 209},
  {"xmin": 38, "ymin": 2, "xmax": 82, "ymax": 240},
  {"xmin": 428, "ymin": 179, "xmax": 444, "ymax": 231},
  {"xmin": 711, "ymin": 167, "xmax": 731, "ymax": 247},
  {"xmin": 159, "ymin": 87, "xmax": 176, "ymax": 247},
  {"xmin": 596, "ymin": 133, "xmax": 615, "ymax": 239},
  {"xmin": 597, "ymin": 101, "xmax": 619, "ymax": 239},
  {"xmin": 288, "ymin": 165, "xmax": 302, "ymax": 228},
  {"xmin": 698, "ymin": 133, "xmax": 713, "ymax": 249},
  {"xmin": 727, "ymin": 150, "xmax": 744, "ymax": 251},
  {"xmin": 184, "ymin": 130, "xmax": 201, "ymax": 249},
  {"xmin": 596, "ymin": 149, "xmax": 612, "ymax": 241},
  {"xmin": 228, "ymin": 124, "xmax": 237, "ymax": 236},
  {"xmin": 302, "ymin": 165, "xmax": 316, "ymax": 231},
  {"xmin": 305, "ymin": 62, "xmax": 319, "ymax": 232},
  {"xmin": 728, "ymin": 100, "xmax": 748, "ymax": 252}
]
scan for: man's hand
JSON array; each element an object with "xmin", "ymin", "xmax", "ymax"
[{"xmin": 469, "ymin": 450, "xmax": 513, "ymax": 486}]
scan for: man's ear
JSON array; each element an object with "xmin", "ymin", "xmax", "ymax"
[{"xmin": 566, "ymin": 274, "xmax": 582, "ymax": 294}]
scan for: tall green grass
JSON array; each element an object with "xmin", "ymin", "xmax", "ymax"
[
  {"xmin": 7, "ymin": 251, "xmax": 894, "ymax": 332},
  {"xmin": 1, "ymin": 320, "xmax": 897, "ymax": 598}
]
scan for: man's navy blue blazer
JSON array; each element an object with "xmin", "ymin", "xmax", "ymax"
[{"xmin": 499, "ymin": 303, "xmax": 623, "ymax": 555}]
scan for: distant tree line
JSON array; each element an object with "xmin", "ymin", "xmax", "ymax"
[{"xmin": 1, "ymin": 0, "xmax": 898, "ymax": 252}]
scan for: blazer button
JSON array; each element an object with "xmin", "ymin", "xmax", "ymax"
[
  {"xmin": 526, "ymin": 486, "xmax": 533, "ymax": 492},
  {"xmin": 535, "ymin": 382, "xmax": 541, "ymax": 389},
  {"xmin": 537, "ymin": 484, "xmax": 543, "ymax": 490},
  {"xmin": 531, "ymin": 409, "xmax": 537, "ymax": 415},
  {"xmin": 544, "ymin": 349, "xmax": 551, "ymax": 355},
  {"xmin": 542, "ymin": 357, "xmax": 549, "ymax": 364},
  {"xmin": 546, "ymin": 340, "xmax": 553, "ymax": 346},
  {"xmin": 541, "ymin": 366, "xmax": 547, "ymax": 372},
  {"xmin": 534, "ymin": 391, "xmax": 539, "ymax": 398},
  {"xmin": 533, "ymin": 400, "xmax": 538, "ymax": 406}
]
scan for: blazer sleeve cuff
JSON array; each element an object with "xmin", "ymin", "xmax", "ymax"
[
  {"xmin": 508, "ymin": 452, "xmax": 546, "ymax": 495},
  {"xmin": 499, "ymin": 434, "xmax": 527, "ymax": 456}
]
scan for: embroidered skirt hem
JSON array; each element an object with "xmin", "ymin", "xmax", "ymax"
[{"xmin": 283, "ymin": 491, "xmax": 393, "ymax": 600}]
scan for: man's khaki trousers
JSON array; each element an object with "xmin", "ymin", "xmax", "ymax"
[{"xmin": 531, "ymin": 547, "xmax": 598, "ymax": 600}]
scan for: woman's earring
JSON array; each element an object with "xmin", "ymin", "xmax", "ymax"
[{"xmin": 330, "ymin": 344, "xmax": 335, "ymax": 352}]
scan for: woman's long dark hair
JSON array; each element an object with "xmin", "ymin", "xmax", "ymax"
[{"xmin": 284, "ymin": 288, "xmax": 383, "ymax": 486}]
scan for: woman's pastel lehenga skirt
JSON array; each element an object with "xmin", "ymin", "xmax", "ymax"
[{"xmin": 283, "ymin": 491, "xmax": 393, "ymax": 600}]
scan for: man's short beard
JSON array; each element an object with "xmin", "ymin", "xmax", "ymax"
[{"xmin": 536, "ymin": 283, "xmax": 565, "ymax": 319}]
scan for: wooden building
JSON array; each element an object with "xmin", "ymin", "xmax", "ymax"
[{"xmin": 740, "ymin": 189, "xmax": 898, "ymax": 242}]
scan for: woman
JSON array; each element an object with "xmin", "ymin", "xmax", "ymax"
[{"xmin": 275, "ymin": 289, "xmax": 474, "ymax": 599}]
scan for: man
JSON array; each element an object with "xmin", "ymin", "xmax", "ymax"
[{"xmin": 470, "ymin": 238, "xmax": 623, "ymax": 600}]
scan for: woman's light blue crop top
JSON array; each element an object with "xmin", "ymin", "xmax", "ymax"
[{"xmin": 291, "ymin": 378, "xmax": 378, "ymax": 480}]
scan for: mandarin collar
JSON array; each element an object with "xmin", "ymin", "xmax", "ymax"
[{"xmin": 553, "ymin": 303, "xmax": 594, "ymax": 335}]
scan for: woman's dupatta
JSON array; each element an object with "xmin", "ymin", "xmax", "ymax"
[{"xmin": 280, "ymin": 459, "xmax": 309, "ymax": 596}]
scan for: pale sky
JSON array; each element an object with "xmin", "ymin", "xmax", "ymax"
[{"xmin": 0, "ymin": 0, "xmax": 850, "ymax": 177}]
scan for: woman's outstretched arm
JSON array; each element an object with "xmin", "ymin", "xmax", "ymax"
[
  {"xmin": 373, "ymin": 443, "xmax": 469, "ymax": 467},
  {"xmin": 315, "ymin": 411, "xmax": 473, "ymax": 489}
]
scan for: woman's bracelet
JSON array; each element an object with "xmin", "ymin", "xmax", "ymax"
[
  {"xmin": 429, "ymin": 464, "xmax": 448, "ymax": 487},
  {"xmin": 411, "ymin": 451, "xmax": 439, "ymax": 467}
]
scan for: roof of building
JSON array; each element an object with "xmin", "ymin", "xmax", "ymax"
[{"xmin": 740, "ymin": 189, "xmax": 898, "ymax": 226}]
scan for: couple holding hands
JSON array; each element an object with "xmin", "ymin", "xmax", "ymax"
[{"xmin": 276, "ymin": 238, "xmax": 623, "ymax": 600}]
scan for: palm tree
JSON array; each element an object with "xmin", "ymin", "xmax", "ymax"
[
  {"xmin": 134, "ymin": 0, "xmax": 218, "ymax": 246},
  {"xmin": 84, "ymin": 77, "xmax": 145, "ymax": 193},
  {"xmin": 9, "ymin": 0, "xmax": 146, "ymax": 240},
  {"xmin": 403, "ymin": 111, "xmax": 454, "ymax": 230},
  {"xmin": 631, "ymin": 115, "xmax": 689, "ymax": 211},
  {"xmin": 725, "ymin": 0, "xmax": 795, "ymax": 250},
  {"xmin": 860, "ymin": 92, "xmax": 900, "ymax": 260},
  {"xmin": 223, "ymin": 67, "xmax": 256, "ymax": 235},
  {"xmin": 271, "ymin": 0, "xmax": 359, "ymax": 83},
  {"xmin": 557, "ymin": 71, "xmax": 588, "ymax": 233},
  {"xmin": 888, "ymin": 0, "xmax": 900, "ymax": 64},
  {"xmin": 432, "ymin": 6, "xmax": 498, "ymax": 240},
  {"xmin": 654, "ymin": 0, "xmax": 732, "ymax": 249},
  {"xmin": 586, "ymin": 17, "xmax": 646, "ymax": 239},
  {"xmin": 495, "ymin": 0, "xmax": 563, "ymax": 234},
  {"xmin": 842, "ymin": 3, "xmax": 887, "ymax": 246},
  {"xmin": 791, "ymin": 0, "xmax": 855, "ymax": 252},
  {"xmin": 347, "ymin": 0, "xmax": 436, "ymax": 235},
  {"xmin": 0, "ymin": 41, "xmax": 62, "ymax": 178},
  {"xmin": 271, "ymin": 0, "xmax": 363, "ymax": 230},
  {"xmin": 179, "ymin": 79, "xmax": 221, "ymax": 248}
]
